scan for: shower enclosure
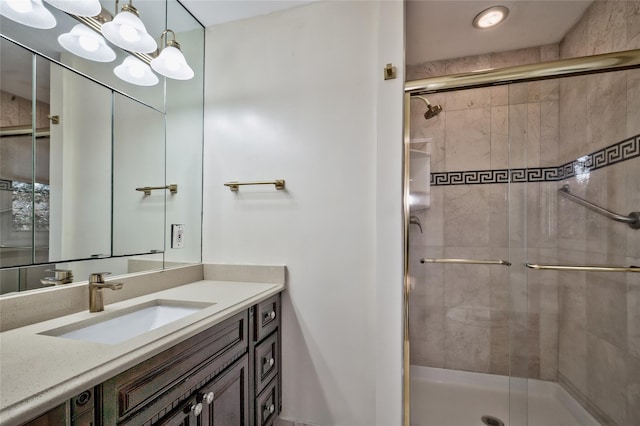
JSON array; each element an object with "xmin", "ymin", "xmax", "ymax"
[{"xmin": 403, "ymin": 49, "xmax": 640, "ymax": 426}]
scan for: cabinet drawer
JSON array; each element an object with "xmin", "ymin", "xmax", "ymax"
[
  {"xmin": 255, "ymin": 377, "xmax": 279, "ymax": 426},
  {"xmin": 254, "ymin": 295, "xmax": 279, "ymax": 342},
  {"xmin": 102, "ymin": 311, "xmax": 248, "ymax": 425},
  {"xmin": 254, "ymin": 331, "xmax": 278, "ymax": 395}
]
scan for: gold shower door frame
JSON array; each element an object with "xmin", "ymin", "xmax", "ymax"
[{"xmin": 402, "ymin": 49, "xmax": 640, "ymax": 426}]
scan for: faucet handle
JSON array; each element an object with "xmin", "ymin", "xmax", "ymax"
[{"xmin": 89, "ymin": 272, "xmax": 112, "ymax": 283}]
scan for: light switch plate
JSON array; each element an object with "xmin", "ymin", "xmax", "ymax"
[{"xmin": 171, "ymin": 224, "xmax": 185, "ymax": 249}]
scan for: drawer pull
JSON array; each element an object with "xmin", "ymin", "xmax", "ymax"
[
  {"xmin": 204, "ymin": 391, "xmax": 215, "ymax": 405},
  {"xmin": 263, "ymin": 357, "xmax": 275, "ymax": 369},
  {"xmin": 266, "ymin": 311, "xmax": 276, "ymax": 320},
  {"xmin": 269, "ymin": 358, "xmax": 275, "ymax": 367},
  {"xmin": 264, "ymin": 403, "xmax": 275, "ymax": 415},
  {"xmin": 191, "ymin": 402, "xmax": 203, "ymax": 416}
]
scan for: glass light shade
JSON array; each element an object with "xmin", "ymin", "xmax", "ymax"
[
  {"xmin": 0, "ymin": 0, "xmax": 56, "ymax": 29},
  {"xmin": 114, "ymin": 56, "xmax": 158, "ymax": 86},
  {"xmin": 58, "ymin": 24, "xmax": 116, "ymax": 62},
  {"xmin": 473, "ymin": 6, "xmax": 509, "ymax": 29},
  {"xmin": 102, "ymin": 9, "xmax": 156, "ymax": 53},
  {"xmin": 150, "ymin": 45, "xmax": 194, "ymax": 80},
  {"xmin": 43, "ymin": 0, "xmax": 100, "ymax": 17}
]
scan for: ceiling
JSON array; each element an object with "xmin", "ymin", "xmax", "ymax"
[
  {"xmin": 404, "ymin": 0, "xmax": 591, "ymax": 64},
  {"xmin": 180, "ymin": 0, "xmax": 593, "ymax": 66}
]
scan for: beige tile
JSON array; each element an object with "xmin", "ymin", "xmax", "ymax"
[
  {"xmin": 490, "ymin": 47, "xmax": 540, "ymax": 68},
  {"xmin": 587, "ymin": 0, "xmax": 628, "ymax": 55},
  {"xmin": 587, "ymin": 334, "xmax": 628, "ymax": 425},
  {"xmin": 490, "ymin": 86, "xmax": 508, "ymax": 107},
  {"xmin": 406, "ymin": 60, "xmax": 446, "ymax": 81},
  {"xmin": 509, "ymin": 82, "xmax": 528, "ymax": 106},
  {"xmin": 605, "ymin": 164, "xmax": 628, "ymax": 258},
  {"xmin": 444, "ymin": 307, "xmax": 491, "ymax": 373},
  {"xmin": 540, "ymin": 313, "xmax": 559, "ymax": 381},
  {"xmin": 445, "ymin": 55, "xmax": 491, "ymax": 74},
  {"xmin": 559, "ymin": 76, "xmax": 588, "ymax": 164},
  {"xmin": 488, "ymin": 186, "xmax": 509, "ymax": 248},
  {"xmin": 445, "ymin": 88, "xmax": 491, "ymax": 112},
  {"xmin": 528, "ymin": 80, "xmax": 560, "ymax": 104},
  {"xmin": 540, "ymin": 43, "xmax": 560, "ymax": 62},
  {"xmin": 626, "ymin": 160, "xmax": 640, "ymax": 257},
  {"xmin": 628, "ymin": 354, "xmax": 640, "ymax": 425},
  {"xmin": 629, "ymin": 270, "xmax": 640, "ymax": 358},
  {"xmin": 628, "ymin": 69, "xmax": 640, "ymax": 137},
  {"xmin": 628, "ymin": 1, "xmax": 640, "ymax": 45},
  {"xmin": 443, "ymin": 247, "xmax": 491, "ymax": 308},
  {"xmin": 527, "ymin": 102, "xmax": 541, "ymax": 168},
  {"xmin": 490, "ymin": 106, "xmax": 509, "ymax": 169},
  {"xmin": 422, "ymin": 187, "xmax": 444, "ymax": 247},
  {"xmin": 489, "ymin": 309, "xmax": 509, "ymax": 375},
  {"xmin": 489, "ymin": 249, "xmax": 509, "ymax": 311},
  {"xmin": 560, "ymin": 7, "xmax": 589, "ymax": 59},
  {"xmin": 410, "ymin": 305, "xmax": 445, "ymax": 368},
  {"xmin": 443, "ymin": 185, "xmax": 490, "ymax": 247},
  {"xmin": 444, "ymin": 108, "xmax": 491, "ymax": 171},
  {"xmin": 586, "ymin": 71, "xmax": 627, "ymax": 153},
  {"xmin": 507, "ymin": 104, "xmax": 528, "ymax": 168},
  {"xmin": 558, "ymin": 179, "xmax": 587, "ymax": 252},
  {"xmin": 586, "ymin": 271, "xmax": 628, "ymax": 350}
]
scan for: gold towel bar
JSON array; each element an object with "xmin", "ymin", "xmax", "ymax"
[
  {"xmin": 420, "ymin": 258, "xmax": 511, "ymax": 266},
  {"xmin": 526, "ymin": 263, "xmax": 639, "ymax": 273},
  {"xmin": 224, "ymin": 180, "xmax": 285, "ymax": 192},
  {"xmin": 136, "ymin": 184, "xmax": 178, "ymax": 196}
]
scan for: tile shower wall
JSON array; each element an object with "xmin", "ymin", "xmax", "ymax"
[
  {"xmin": 408, "ymin": 1, "xmax": 640, "ymax": 423},
  {"xmin": 555, "ymin": 1, "xmax": 640, "ymax": 424},
  {"xmin": 407, "ymin": 44, "xmax": 561, "ymax": 380}
]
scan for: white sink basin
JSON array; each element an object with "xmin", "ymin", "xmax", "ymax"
[{"xmin": 41, "ymin": 299, "xmax": 214, "ymax": 345}]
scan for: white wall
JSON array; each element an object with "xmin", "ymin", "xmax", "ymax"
[{"xmin": 203, "ymin": 1, "xmax": 404, "ymax": 425}]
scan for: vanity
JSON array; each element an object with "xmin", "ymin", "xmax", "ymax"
[{"xmin": 0, "ymin": 264, "xmax": 284, "ymax": 426}]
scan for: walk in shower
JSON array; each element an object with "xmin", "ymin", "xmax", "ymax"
[{"xmin": 403, "ymin": 46, "xmax": 640, "ymax": 426}]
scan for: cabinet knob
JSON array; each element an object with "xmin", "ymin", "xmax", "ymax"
[
  {"xmin": 191, "ymin": 402, "xmax": 203, "ymax": 416},
  {"xmin": 269, "ymin": 311, "xmax": 276, "ymax": 320},
  {"xmin": 269, "ymin": 358, "xmax": 275, "ymax": 367},
  {"xmin": 268, "ymin": 404, "xmax": 275, "ymax": 414},
  {"xmin": 204, "ymin": 392, "xmax": 214, "ymax": 405}
]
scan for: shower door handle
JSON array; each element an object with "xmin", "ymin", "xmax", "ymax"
[
  {"xmin": 420, "ymin": 258, "xmax": 511, "ymax": 266},
  {"xmin": 526, "ymin": 263, "xmax": 639, "ymax": 273}
]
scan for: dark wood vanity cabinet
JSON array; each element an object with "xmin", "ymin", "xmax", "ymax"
[{"xmin": 19, "ymin": 293, "xmax": 281, "ymax": 426}]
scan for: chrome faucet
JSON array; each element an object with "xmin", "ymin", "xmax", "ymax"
[
  {"xmin": 89, "ymin": 272, "xmax": 124, "ymax": 313},
  {"xmin": 40, "ymin": 269, "xmax": 73, "ymax": 286}
]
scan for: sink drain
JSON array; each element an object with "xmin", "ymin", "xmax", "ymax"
[{"xmin": 481, "ymin": 415, "xmax": 505, "ymax": 426}]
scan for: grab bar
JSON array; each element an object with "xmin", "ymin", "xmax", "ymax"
[
  {"xmin": 420, "ymin": 258, "xmax": 511, "ymax": 266},
  {"xmin": 559, "ymin": 184, "xmax": 640, "ymax": 229},
  {"xmin": 526, "ymin": 263, "xmax": 639, "ymax": 273}
]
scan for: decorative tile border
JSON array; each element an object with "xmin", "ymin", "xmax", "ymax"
[
  {"xmin": 431, "ymin": 134, "xmax": 639, "ymax": 186},
  {"xmin": 0, "ymin": 179, "xmax": 12, "ymax": 191}
]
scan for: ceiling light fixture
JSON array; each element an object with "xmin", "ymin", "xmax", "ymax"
[
  {"xmin": 0, "ymin": 0, "xmax": 56, "ymax": 29},
  {"xmin": 473, "ymin": 5, "xmax": 509, "ymax": 29},
  {"xmin": 150, "ymin": 29, "xmax": 194, "ymax": 80},
  {"xmin": 43, "ymin": 0, "xmax": 100, "ymax": 17},
  {"xmin": 101, "ymin": 1, "xmax": 156, "ymax": 53},
  {"xmin": 114, "ymin": 55, "xmax": 158, "ymax": 86},
  {"xmin": 58, "ymin": 23, "xmax": 116, "ymax": 62}
]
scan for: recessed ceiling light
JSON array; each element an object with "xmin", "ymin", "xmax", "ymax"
[{"xmin": 473, "ymin": 6, "xmax": 509, "ymax": 29}]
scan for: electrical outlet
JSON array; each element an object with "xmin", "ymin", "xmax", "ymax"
[{"xmin": 171, "ymin": 224, "xmax": 185, "ymax": 249}]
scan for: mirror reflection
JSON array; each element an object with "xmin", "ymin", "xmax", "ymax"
[{"xmin": 0, "ymin": 0, "xmax": 204, "ymax": 295}]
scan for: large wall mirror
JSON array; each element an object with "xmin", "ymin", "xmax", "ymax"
[{"xmin": 0, "ymin": 0, "xmax": 204, "ymax": 295}]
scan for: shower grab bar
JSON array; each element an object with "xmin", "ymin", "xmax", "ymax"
[
  {"xmin": 420, "ymin": 258, "xmax": 511, "ymax": 266},
  {"xmin": 224, "ymin": 180, "xmax": 286, "ymax": 192},
  {"xmin": 526, "ymin": 263, "xmax": 639, "ymax": 273},
  {"xmin": 559, "ymin": 184, "xmax": 640, "ymax": 229}
]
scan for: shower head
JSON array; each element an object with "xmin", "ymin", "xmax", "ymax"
[{"xmin": 411, "ymin": 96, "xmax": 443, "ymax": 120}]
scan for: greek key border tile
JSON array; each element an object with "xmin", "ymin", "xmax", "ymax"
[
  {"xmin": 0, "ymin": 179, "xmax": 12, "ymax": 191},
  {"xmin": 431, "ymin": 134, "xmax": 639, "ymax": 186}
]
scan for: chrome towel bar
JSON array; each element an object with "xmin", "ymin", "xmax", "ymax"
[
  {"xmin": 224, "ymin": 180, "xmax": 286, "ymax": 192},
  {"xmin": 420, "ymin": 258, "xmax": 511, "ymax": 266},
  {"xmin": 559, "ymin": 184, "xmax": 640, "ymax": 229},
  {"xmin": 526, "ymin": 263, "xmax": 639, "ymax": 273}
]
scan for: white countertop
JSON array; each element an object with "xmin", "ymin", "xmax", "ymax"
[{"xmin": 0, "ymin": 279, "xmax": 284, "ymax": 425}]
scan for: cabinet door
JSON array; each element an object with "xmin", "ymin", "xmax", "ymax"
[
  {"xmin": 155, "ymin": 398, "xmax": 197, "ymax": 426},
  {"xmin": 200, "ymin": 355, "xmax": 249, "ymax": 426}
]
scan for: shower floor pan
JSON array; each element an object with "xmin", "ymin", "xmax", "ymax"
[{"xmin": 410, "ymin": 366, "xmax": 599, "ymax": 426}]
